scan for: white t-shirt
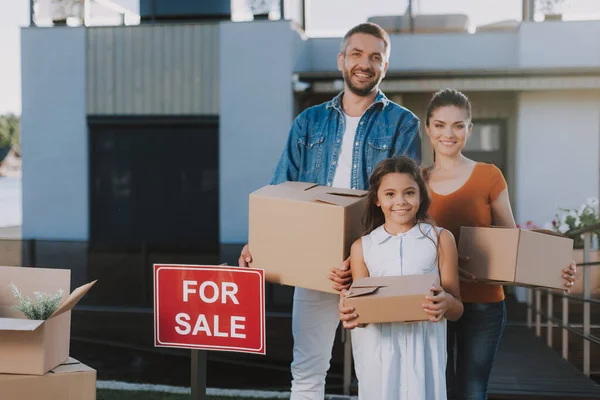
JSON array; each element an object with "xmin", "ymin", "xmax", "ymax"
[{"xmin": 331, "ymin": 112, "xmax": 361, "ymax": 189}]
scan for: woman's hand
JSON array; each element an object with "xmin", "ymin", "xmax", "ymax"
[
  {"xmin": 562, "ymin": 260, "xmax": 577, "ymax": 293},
  {"xmin": 458, "ymin": 256, "xmax": 477, "ymax": 283}
]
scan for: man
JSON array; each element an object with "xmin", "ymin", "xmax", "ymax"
[{"xmin": 239, "ymin": 22, "xmax": 421, "ymax": 399}]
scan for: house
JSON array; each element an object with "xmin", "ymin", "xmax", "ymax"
[{"xmin": 21, "ymin": 2, "xmax": 600, "ymax": 306}]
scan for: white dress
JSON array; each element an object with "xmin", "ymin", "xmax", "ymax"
[{"xmin": 351, "ymin": 223, "xmax": 447, "ymax": 400}]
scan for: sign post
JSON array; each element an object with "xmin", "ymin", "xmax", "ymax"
[
  {"xmin": 191, "ymin": 349, "xmax": 207, "ymax": 399},
  {"xmin": 154, "ymin": 264, "xmax": 266, "ymax": 400}
]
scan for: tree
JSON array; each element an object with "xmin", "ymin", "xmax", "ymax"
[{"xmin": 0, "ymin": 114, "xmax": 20, "ymax": 149}]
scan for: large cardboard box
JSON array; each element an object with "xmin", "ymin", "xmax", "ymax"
[
  {"xmin": 458, "ymin": 227, "xmax": 573, "ymax": 290},
  {"xmin": 0, "ymin": 358, "xmax": 96, "ymax": 400},
  {"xmin": 0, "ymin": 266, "xmax": 96, "ymax": 375},
  {"xmin": 342, "ymin": 274, "xmax": 439, "ymax": 324},
  {"xmin": 249, "ymin": 182, "xmax": 368, "ymax": 293}
]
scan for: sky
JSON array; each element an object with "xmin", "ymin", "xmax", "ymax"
[
  {"xmin": 1, "ymin": 0, "xmax": 600, "ymax": 114},
  {"xmin": 0, "ymin": 0, "xmax": 28, "ymax": 115}
]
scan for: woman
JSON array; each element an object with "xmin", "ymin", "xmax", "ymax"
[{"xmin": 423, "ymin": 88, "xmax": 577, "ymax": 400}]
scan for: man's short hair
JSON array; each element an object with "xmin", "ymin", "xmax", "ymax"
[{"xmin": 340, "ymin": 22, "xmax": 391, "ymax": 60}]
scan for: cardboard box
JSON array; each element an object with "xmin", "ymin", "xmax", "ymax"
[
  {"xmin": 249, "ymin": 181, "xmax": 368, "ymax": 293},
  {"xmin": 0, "ymin": 358, "xmax": 96, "ymax": 400},
  {"xmin": 458, "ymin": 227, "xmax": 573, "ymax": 290},
  {"xmin": 0, "ymin": 266, "xmax": 96, "ymax": 375},
  {"xmin": 342, "ymin": 274, "xmax": 440, "ymax": 324}
]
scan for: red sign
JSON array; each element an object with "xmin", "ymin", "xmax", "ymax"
[{"xmin": 154, "ymin": 264, "xmax": 265, "ymax": 355}]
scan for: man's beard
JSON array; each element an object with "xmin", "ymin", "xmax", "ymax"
[{"xmin": 342, "ymin": 67, "xmax": 381, "ymax": 96}]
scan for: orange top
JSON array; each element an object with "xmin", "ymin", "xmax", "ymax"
[{"xmin": 427, "ymin": 162, "xmax": 507, "ymax": 304}]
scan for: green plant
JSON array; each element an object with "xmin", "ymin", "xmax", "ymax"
[
  {"xmin": 9, "ymin": 283, "xmax": 64, "ymax": 320},
  {"xmin": 546, "ymin": 198, "xmax": 600, "ymax": 248}
]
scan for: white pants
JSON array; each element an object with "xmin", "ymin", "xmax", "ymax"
[{"xmin": 290, "ymin": 287, "xmax": 341, "ymax": 400}]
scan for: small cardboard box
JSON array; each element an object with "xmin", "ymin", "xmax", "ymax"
[
  {"xmin": 0, "ymin": 358, "xmax": 96, "ymax": 400},
  {"xmin": 249, "ymin": 181, "xmax": 368, "ymax": 293},
  {"xmin": 458, "ymin": 227, "xmax": 573, "ymax": 289},
  {"xmin": 342, "ymin": 274, "xmax": 440, "ymax": 324},
  {"xmin": 0, "ymin": 266, "xmax": 96, "ymax": 375}
]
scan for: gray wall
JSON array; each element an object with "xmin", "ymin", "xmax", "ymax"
[
  {"xmin": 21, "ymin": 27, "xmax": 88, "ymax": 240},
  {"xmin": 219, "ymin": 20, "xmax": 306, "ymax": 244},
  {"xmin": 87, "ymin": 23, "xmax": 219, "ymax": 115}
]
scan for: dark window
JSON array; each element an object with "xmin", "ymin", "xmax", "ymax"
[{"xmin": 89, "ymin": 117, "xmax": 219, "ymax": 254}]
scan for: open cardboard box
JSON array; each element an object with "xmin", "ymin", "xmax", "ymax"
[
  {"xmin": 0, "ymin": 358, "xmax": 96, "ymax": 399},
  {"xmin": 0, "ymin": 266, "xmax": 96, "ymax": 375},
  {"xmin": 458, "ymin": 227, "xmax": 573, "ymax": 290},
  {"xmin": 249, "ymin": 181, "xmax": 368, "ymax": 293},
  {"xmin": 342, "ymin": 274, "xmax": 439, "ymax": 324}
]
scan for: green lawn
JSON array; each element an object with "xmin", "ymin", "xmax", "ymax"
[{"xmin": 97, "ymin": 390, "xmax": 267, "ymax": 400}]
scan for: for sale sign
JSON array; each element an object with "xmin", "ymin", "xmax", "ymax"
[{"xmin": 154, "ymin": 264, "xmax": 265, "ymax": 355}]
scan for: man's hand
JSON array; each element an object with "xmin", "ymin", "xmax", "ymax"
[
  {"xmin": 328, "ymin": 257, "xmax": 352, "ymax": 292},
  {"xmin": 238, "ymin": 244, "xmax": 252, "ymax": 267}
]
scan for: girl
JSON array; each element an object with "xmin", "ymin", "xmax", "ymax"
[
  {"xmin": 339, "ymin": 156, "xmax": 463, "ymax": 400},
  {"xmin": 423, "ymin": 88, "xmax": 577, "ymax": 400}
]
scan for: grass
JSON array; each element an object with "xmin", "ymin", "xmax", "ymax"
[{"xmin": 97, "ymin": 390, "xmax": 260, "ymax": 400}]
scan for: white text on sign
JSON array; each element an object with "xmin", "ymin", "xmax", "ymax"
[{"xmin": 175, "ymin": 280, "xmax": 246, "ymax": 338}]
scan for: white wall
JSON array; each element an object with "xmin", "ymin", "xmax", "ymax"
[
  {"xmin": 515, "ymin": 90, "xmax": 600, "ymax": 228},
  {"xmin": 219, "ymin": 21, "xmax": 307, "ymax": 243},
  {"xmin": 303, "ymin": 20, "xmax": 600, "ymax": 74},
  {"xmin": 519, "ymin": 21, "xmax": 600, "ymax": 68},
  {"xmin": 21, "ymin": 27, "xmax": 89, "ymax": 240},
  {"xmin": 307, "ymin": 32, "xmax": 519, "ymax": 73}
]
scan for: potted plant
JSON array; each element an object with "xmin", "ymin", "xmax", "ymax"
[
  {"xmin": 51, "ymin": 0, "xmax": 83, "ymax": 26},
  {"xmin": 247, "ymin": 0, "xmax": 273, "ymax": 20},
  {"xmin": 545, "ymin": 198, "xmax": 600, "ymax": 296},
  {"xmin": 537, "ymin": 0, "xmax": 568, "ymax": 21},
  {"xmin": 9, "ymin": 283, "xmax": 64, "ymax": 320}
]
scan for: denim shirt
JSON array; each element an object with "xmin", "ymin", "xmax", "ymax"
[{"xmin": 271, "ymin": 90, "xmax": 421, "ymax": 190}]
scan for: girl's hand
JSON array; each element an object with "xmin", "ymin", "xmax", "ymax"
[
  {"xmin": 562, "ymin": 260, "xmax": 577, "ymax": 293},
  {"xmin": 458, "ymin": 256, "xmax": 477, "ymax": 283},
  {"xmin": 423, "ymin": 284, "xmax": 451, "ymax": 322},
  {"xmin": 339, "ymin": 289, "xmax": 363, "ymax": 329}
]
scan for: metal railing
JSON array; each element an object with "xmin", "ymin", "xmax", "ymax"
[{"xmin": 526, "ymin": 223, "xmax": 600, "ymax": 377}]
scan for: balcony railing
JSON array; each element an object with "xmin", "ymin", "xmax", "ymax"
[{"xmin": 526, "ymin": 223, "xmax": 600, "ymax": 377}]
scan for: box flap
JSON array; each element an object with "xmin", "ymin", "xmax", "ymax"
[
  {"xmin": 348, "ymin": 274, "xmax": 439, "ymax": 295},
  {"xmin": 51, "ymin": 360, "xmax": 94, "ymax": 375},
  {"xmin": 345, "ymin": 286, "xmax": 378, "ymax": 298},
  {"xmin": 351, "ymin": 276, "xmax": 395, "ymax": 288},
  {"xmin": 325, "ymin": 188, "xmax": 368, "ymax": 197},
  {"xmin": 0, "ymin": 317, "xmax": 45, "ymax": 331},
  {"xmin": 49, "ymin": 280, "xmax": 96, "ymax": 319},
  {"xmin": 312, "ymin": 190, "xmax": 368, "ymax": 207},
  {"xmin": 276, "ymin": 181, "xmax": 318, "ymax": 191}
]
